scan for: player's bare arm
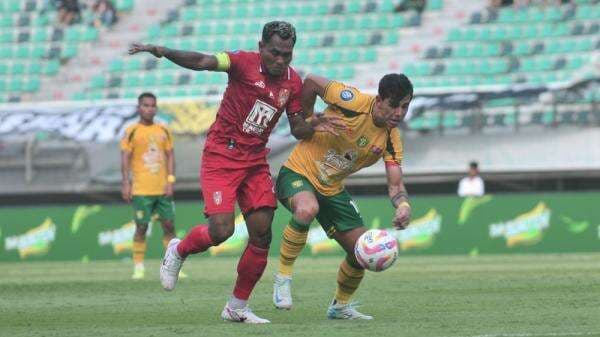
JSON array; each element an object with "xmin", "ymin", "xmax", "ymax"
[
  {"xmin": 165, "ymin": 148, "xmax": 175, "ymax": 197},
  {"xmin": 120, "ymin": 150, "xmax": 132, "ymax": 202},
  {"xmin": 128, "ymin": 42, "xmax": 218, "ymax": 71},
  {"xmin": 298, "ymin": 73, "xmax": 346, "ymax": 136},
  {"xmin": 386, "ymin": 162, "xmax": 411, "ymax": 229}
]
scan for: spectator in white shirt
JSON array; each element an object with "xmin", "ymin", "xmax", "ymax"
[{"xmin": 458, "ymin": 161, "xmax": 485, "ymax": 197}]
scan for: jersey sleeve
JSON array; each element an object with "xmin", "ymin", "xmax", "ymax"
[
  {"xmin": 383, "ymin": 128, "xmax": 403, "ymax": 165},
  {"xmin": 322, "ymin": 81, "xmax": 373, "ymax": 114},
  {"xmin": 286, "ymin": 75, "xmax": 303, "ymax": 117},
  {"xmin": 120, "ymin": 126, "xmax": 135, "ymax": 152},
  {"xmin": 216, "ymin": 51, "xmax": 245, "ymax": 77},
  {"xmin": 161, "ymin": 125, "xmax": 173, "ymax": 151}
]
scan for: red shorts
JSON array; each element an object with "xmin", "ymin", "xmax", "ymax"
[{"xmin": 200, "ymin": 150, "xmax": 277, "ymax": 216}]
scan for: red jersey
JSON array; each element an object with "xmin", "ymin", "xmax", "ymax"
[{"xmin": 204, "ymin": 50, "xmax": 303, "ymax": 164}]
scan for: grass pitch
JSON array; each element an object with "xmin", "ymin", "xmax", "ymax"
[{"xmin": 1, "ymin": 254, "xmax": 599, "ymax": 337}]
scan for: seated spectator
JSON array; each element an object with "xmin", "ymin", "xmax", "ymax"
[
  {"xmin": 395, "ymin": 0, "xmax": 427, "ymax": 13},
  {"xmin": 57, "ymin": 0, "xmax": 80, "ymax": 26},
  {"xmin": 91, "ymin": 0, "xmax": 118, "ymax": 28},
  {"xmin": 457, "ymin": 161, "xmax": 485, "ymax": 197}
]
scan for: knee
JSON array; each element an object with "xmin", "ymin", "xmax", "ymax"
[
  {"xmin": 294, "ymin": 204, "xmax": 319, "ymax": 224},
  {"xmin": 135, "ymin": 223, "xmax": 148, "ymax": 235},
  {"xmin": 209, "ymin": 219, "xmax": 234, "ymax": 245},
  {"xmin": 251, "ymin": 227, "xmax": 272, "ymax": 248}
]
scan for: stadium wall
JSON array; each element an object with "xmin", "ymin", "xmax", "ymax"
[{"xmin": 1, "ymin": 191, "xmax": 599, "ymax": 262}]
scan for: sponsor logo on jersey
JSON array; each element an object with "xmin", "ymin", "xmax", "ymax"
[
  {"xmin": 340, "ymin": 89, "xmax": 354, "ymax": 101},
  {"xmin": 292, "ymin": 180, "xmax": 303, "ymax": 188},
  {"xmin": 369, "ymin": 145, "xmax": 383, "ymax": 155},
  {"xmin": 243, "ymin": 99, "xmax": 277, "ymax": 135}
]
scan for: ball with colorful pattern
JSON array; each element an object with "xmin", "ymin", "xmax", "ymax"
[{"xmin": 354, "ymin": 229, "xmax": 399, "ymax": 272}]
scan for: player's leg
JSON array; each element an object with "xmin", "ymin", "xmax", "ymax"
[
  {"xmin": 220, "ymin": 164, "xmax": 275, "ymax": 324},
  {"xmin": 156, "ymin": 195, "xmax": 188, "ymax": 278},
  {"xmin": 131, "ymin": 196, "xmax": 153, "ymax": 279},
  {"xmin": 156, "ymin": 195, "xmax": 176, "ymax": 248},
  {"xmin": 160, "ymin": 154, "xmax": 242, "ymax": 291},
  {"xmin": 317, "ymin": 191, "xmax": 373, "ymax": 320},
  {"xmin": 273, "ymin": 166, "xmax": 319, "ymax": 309}
]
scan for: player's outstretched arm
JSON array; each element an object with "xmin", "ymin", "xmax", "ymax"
[
  {"xmin": 288, "ymin": 73, "xmax": 345, "ymax": 139},
  {"xmin": 386, "ymin": 162, "xmax": 411, "ymax": 229},
  {"xmin": 128, "ymin": 42, "xmax": 218, "ymax": 71}
]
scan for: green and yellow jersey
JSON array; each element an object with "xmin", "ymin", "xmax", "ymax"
[
  {"xmin": 120, "ymin": 123, "xmax": 173, "ymax": 196},
  {"xmin": 284, "ymin": 81, "xmax": 403, "ymax": 196}
]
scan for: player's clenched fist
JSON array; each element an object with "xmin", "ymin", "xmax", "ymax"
[{"xmin": 392, "ymin": 203, "xmax": 411, "ymax": 230}]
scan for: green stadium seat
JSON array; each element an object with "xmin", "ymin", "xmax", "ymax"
[
  {"xmin": 363, "ymin": 49, "xmax": 376, "ymax": 62},
  {"xmin": 124, "ymin": 74, "xmax": 141, "ymax": 87},
  {"xmin": 90, "ymin": 75, "xmax": 106, "ymax": 89},
  {"xmin": 143, "ymin": 73, "xmax": 158, "ymax": 86},
  {"xmin": 24, "ymin": 78, "xmax": 40, "ymax": 92},
  {"xmin": 116, "ymin": 0, "xmax": 134, "ymax": 11},
  {"xmin": 147, "ymin": 24, "xmax": 160, "ymax": 39},
  {"xmin": 9, "ymin": 79, "xmax": 24, "ymax": 92},
  {"xmin": 61, "ymin": 44, "xmax": 78, "ymax": 58},
  {"xmin": 124, "ymin": 58, "xmax": 142, "ymax": 71},
  {"xmin": 29, "ymin": 62, "xmax": 41, "ymax": 74},
  {"xmin": 15, "ymin": 46, "xmax": 30, "ymax": 58},
  {"xmin": 12, "ymin": 62, "xmax": 25, "ymax": 74}
]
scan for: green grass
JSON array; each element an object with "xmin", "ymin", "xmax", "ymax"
[{"xmin": 1, "ymin": 254, "xmax": 600, "ymax": 337}]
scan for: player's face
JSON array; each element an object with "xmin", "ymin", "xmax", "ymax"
[
  {"xmin": 137, "ymin": 97, "xmax": 157, "ymax": 124},
  {"xmin": 374, "ymin": 94, "xmax": 412, "ymax": 128},
  {"xmin": 259, "ymin": 35, "xmax": 294, "ymax": 77}
]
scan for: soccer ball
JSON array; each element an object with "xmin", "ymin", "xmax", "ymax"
[{"xmin": 354, "ymin": 229, "xmax": 398, "ymax": 272}]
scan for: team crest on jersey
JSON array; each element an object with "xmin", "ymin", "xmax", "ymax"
[
  {"xmin": 340, "ymin": 89, "xmax": 354, "ymax": 101},
  {"xmin": 213, "ymin": 191, "xmax": 222, "ymax": 205},
  {"xmin": 356, "ymin": 136, "xmax": 369, "ymax": 148},
  {"xmin": 254, "ymin": 80, "xmax": 265, "ymax": 88},
  {"xmin": 278, "ymin": 88, "xmax": 290, "ymax": 107},
  {"xmin": 292, "ymin": 180, "xmax": 303, "ymax": 188}
]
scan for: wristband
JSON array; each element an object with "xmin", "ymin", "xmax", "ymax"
[
  {"xmin": 399, "ymin": 201, "xmax": 410, "ymax": 209},
  {"xmin": 167, "ymin": 175, "xmax": 176, "ymax": 183}
]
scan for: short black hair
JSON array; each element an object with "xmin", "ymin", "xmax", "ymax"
[
  {"xmin": 262, "ymin": 21, "xmax": 296, "ymax": 46},
  {"xmin": 469, "ymin": 161, "xmax": 479, "ymax": 169},
  {"xmin": 138, "ymin": 92, "xmax": 156, "ymax": 103},
  {"xmin": 378, "ymin": 73, "xmax": 413, "ymax": 108}
]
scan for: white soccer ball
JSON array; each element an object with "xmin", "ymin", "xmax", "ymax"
[{"xmin": 354, "ymin": 229, "xmax": 399, "ymax": 272}]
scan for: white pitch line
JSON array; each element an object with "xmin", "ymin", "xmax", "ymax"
[{"xmin": 445, "ymin": 332, "xmax": 600, "ymax": 337}]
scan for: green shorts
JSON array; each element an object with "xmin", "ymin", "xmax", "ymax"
[
  {"xmin": 276, "ymin": 166, "xmax": 363, "ymax": 237},
  {"xmin": 131, "ymin": 195, "xmax": 175, "ymax": 224}
]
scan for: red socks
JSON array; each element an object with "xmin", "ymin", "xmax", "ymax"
[
  {"xmin": 233, "ymin": 244, "xmax": 269, "ymax": 300},
  {"xmin": 177, "ymin": 225, "xmax": 214, "ymax": 258}
]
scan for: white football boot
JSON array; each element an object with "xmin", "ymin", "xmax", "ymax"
[
  {"xmin": 160, "ymin": 238, "xmax": 184, "ymax": 291},
  {"xmin": 221, "ymin": 304, "xmax": 271, "ymax": 324},
  {"xmin": 326, "ymin": 300, "xmax": 373, "ymax": 320},
  {"xmin": 273, "ymin": 274, "xmax": 293, "ymax": 310}
]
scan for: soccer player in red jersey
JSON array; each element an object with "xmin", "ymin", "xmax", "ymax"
[{"xmin": 129, "ymin": 21, "xmax": 342, "ymax": 323}]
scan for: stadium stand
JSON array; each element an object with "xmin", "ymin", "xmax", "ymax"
[
  {"xmin": 0, "ymin": 0, "xmax": 135, "ymax": 103},
  {"xmin": 0, "ymin": 0, "xmax": 599, "ymax": 197}
]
